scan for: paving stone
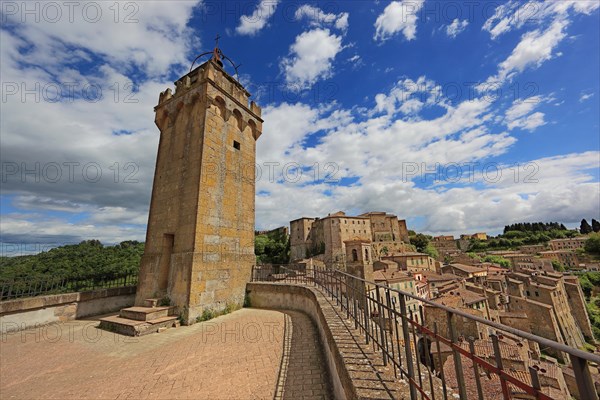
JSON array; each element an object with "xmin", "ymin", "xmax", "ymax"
[{"xmin": 1, "ymin": 308, "xmax": 331, "ymax": 399}]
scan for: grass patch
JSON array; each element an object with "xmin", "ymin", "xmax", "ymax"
[{"xmin": 195, "ymin": 302, "xmax": 238, "ymax": 323}]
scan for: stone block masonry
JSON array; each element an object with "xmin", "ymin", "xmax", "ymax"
[{"xmin": 135, "ymin": 54, "xmax": 262, "ymax": 324}]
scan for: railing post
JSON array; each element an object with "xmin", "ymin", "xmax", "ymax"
[
  {"xmin": 399, "ymin": 294, "xmax": 417, "ymax": 400},
  {"xmin": 364, "ymin": 288, "xmax": 370, "ymax": 345},
  {"xmin": 572, "ymin": 355, "xmax": 599, "ymax": 400},
  {"xmin": 491, "ymin": 333, "xmax": 510, "ymax": 400},
  {"xmin": 433, "ymin": 322, "xmax": 448, "ymax": 400},
  {"xmin": 447, "ymin": 311, "xmax": 467, "ymax": 400},
  {"xmin": 375, "ymin": 287, "xmax": 388, "ymax": 366},
  {"xmin": 468, "ymin": 337, "xmax": 484, "ymax": 400}
]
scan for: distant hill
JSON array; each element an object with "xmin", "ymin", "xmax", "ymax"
[{"xmin": 0, "ymin": 240, "xmax": 144, "ymax": 282}]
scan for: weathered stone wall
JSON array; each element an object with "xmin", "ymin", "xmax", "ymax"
[
  {"xmin": 564, "ymin": 281, "xmax": 595, "ymax": 341},
  {"xmin": 290, "ymin": 218, "xmax": 314, "ymax": 260},
  {"xmin": 0, "ymin": 286, "xmax": 136, "ymax": 333}
]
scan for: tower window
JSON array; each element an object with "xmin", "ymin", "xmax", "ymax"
[{"xmin": 233, "ymin": 140, "xmax": 240, "ymax": 150}]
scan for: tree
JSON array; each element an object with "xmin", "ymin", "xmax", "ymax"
[
  {"xmin": 585, "ymin": 233, "xmax": 600, "ymax": 255},
  {"xmin": 592, "ymin": 219, "xmax": 600, "ymax": 233},
  {"xmin": 483, "ymin": 255, "xmax": 511, "ymax": 268},
  {"xmin": 551, "ymin": 260, "xmax": 566, "ymax": 273},
  {"xmin": 410, "ymin": 234, "xmax": 429, "ymax": 253},
  {"xmin": 423, "ymin": 244, "xmax": 439, "ymax": 260},
  {"xmin": 581, "ymin": 219, "xmax": 593, "ymax": 234}
]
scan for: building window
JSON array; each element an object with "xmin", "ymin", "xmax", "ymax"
[
  {"xmin": 233, "ymin": 140, "xmax": 240, "ymax": 150},
  {"xmin": 535, "ymin": 291, "xmax": 539, "ymax": 297},
  {"xmin": 365, "ymin": 248, "xmax": 369, "ymax": 262},
  {"xmin": 352, "ymin": 249, "xmax": 358, "ymax": 262},
  {"xmin": 232, "ymin": 109, "xmax": 243, "ymax": 131}
]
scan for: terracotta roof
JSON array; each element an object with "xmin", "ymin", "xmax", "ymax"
[
  {"xmin": 421, "ymin": 271, "xmax": 462, "ymax": 282},
  {"xmin": 433, "ymin": 288, "xmax": 486, "ymax": 307},
  {"xmin": 458, "ymin": 339, "xmax": 526, "ymax": 362},
  {"xmin": 449, "ymin": 263, "xmax": 488, "ymax": 274},
  {"xmin": 373, "ymin": 269, "xmax": 413, "ymax": 283},
  {"xmin": 443, "ymin": 353, "xmax": 567, "ymax": 400},
  {"xmin": 385, "ymin": 252, "xmax": 429, "ymax": 257}
]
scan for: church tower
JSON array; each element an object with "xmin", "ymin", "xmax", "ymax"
[{"xmin": 135, "ymin": 45, "xmax": 262, "ymax": 324}]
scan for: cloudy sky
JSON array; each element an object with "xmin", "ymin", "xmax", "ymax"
[{"xmin": 1, "ymin": 0, "xmax": 599, "ymax": 254}]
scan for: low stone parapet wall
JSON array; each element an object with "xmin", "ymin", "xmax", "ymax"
[
  {"xmin": 246, "ymin": 282, "xmax": 416, "ymax": 400},
  {"xmin": 0, "ymin": 286, "xmax": 136, "ymax": 333}
]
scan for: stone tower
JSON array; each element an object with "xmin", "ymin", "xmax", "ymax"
[
  {"xmin": 344, "ymin": 239, "xmax": 374, "ymax": 306},
  {"xmin": 344, "ymin": 239, "xmax": 374, "ymax": 281},
  {"xmin": 135, "ymin": 48, "xmax": 262, "ymax": 324}
]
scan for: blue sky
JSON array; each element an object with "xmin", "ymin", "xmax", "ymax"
[{"xmin": 1, "ymin": 0, "xmax": 599, "ymax": 255}]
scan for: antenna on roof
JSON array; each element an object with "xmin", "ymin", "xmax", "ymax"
[{"xmin": 189, "ymin": 34, "xmax": 242, "ymax": 80}]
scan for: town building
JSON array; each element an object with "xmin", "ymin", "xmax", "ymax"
[
  {"xmin": 539, "ymin": 250, "xmax": 580, "ymax": 268},
  {"xmin": 442, "ymin": 263, "xmax": 488, "ymax": 284},
  {"xmin": 372, "ymin": 268, "xmax": 422, "ymax": 323},
  {"xmin": 289, "ymin": 211, "xmax": 411, "ymax": 266},
  {"xmin": 549, "ymin": 237, "xmax": 588, "ymax": 251}
]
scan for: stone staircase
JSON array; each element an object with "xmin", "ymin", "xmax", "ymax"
[{"xmin": 99, "ymin": 299, "xmax": 180, "ymax": 336}]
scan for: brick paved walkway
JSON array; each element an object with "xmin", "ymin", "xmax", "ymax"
[
  {"xmin": 274, "ymin": 311, "xmax": 331, "ymax": 399},
  {"xmin": 0, "ymin": 308, "xmax": 331, "ymax": 399}
]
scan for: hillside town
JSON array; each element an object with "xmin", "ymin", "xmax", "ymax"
[{"xmin": 283, "ymin": 211, "xmax": 600, "ymax": 398}]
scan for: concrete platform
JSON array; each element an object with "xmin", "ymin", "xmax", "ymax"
[
  {"xmin": 120, "ymin": 306, "xmax": 174, "ymax": 321},
  {"xmin": 98, "ymin": 314, "xmax": 179, "ymax": 336}
]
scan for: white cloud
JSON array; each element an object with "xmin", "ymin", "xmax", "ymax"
[
  {"xmin": 294, "ymin": 4, "xmax": 349, "ymax": 32},
  {"xmin": 445, "ymin": 19, "xmax": 469, "ymax": 38},
  {"xmin": 504, "ymin": 96, "xmax": 547, "ymax": 131},
  {"xmin": 483, "ymin": 0, "xmax": 600, "ymax": 39},
  {"xmin": 480, "ymin": 19, "xmax": 567, "ymax": 89},
  {"xmin": 281, "ymin": 28, "xmax": 343, "ymax": 90},
  {"xmin": 580, "ymin": 92, "xmax": 595, "ymax": 102},
  {"xmin": 0, "ymin": 3, "xmax": 204, "ymax": 247},
  {"xmin": 253, "ymin": 74, "xmax": 598, "ymax": 234},
  {"xmin": 1, "ymin": 1, "xmax": 202, "ymax": 78},
  {"xmin": 236, "ymin": 0, "xmax": 280, "ymax": 36},
  {"xmin": 374, "ymin": 76, "xmax": 444, "ymax": 116},
  {"xmin": 374, "ymin": 0, "xmax": 425, "ymax": 42}
]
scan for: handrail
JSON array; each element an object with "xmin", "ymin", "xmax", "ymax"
[
  {"xmin": 252, "ymin": 264, "xmax": 600, "ymax": 400},
  {"xmin": 328, "ymin": 266, "xmax": 600, "ymax": 365}
]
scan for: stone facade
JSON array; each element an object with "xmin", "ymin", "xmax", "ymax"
[
  {"xmin": 135, "ymin": 56, "xmax": 262, "ymax": 324},
  {"xmin": 549, "ymin": 237, "xmax": 588, "ymax": 251},
  {"xmin": 504, "ymin": 272, "xmax": 590, "ymax": 358},
  {"xmin": 382, "ymin": 252, "xmax": 440, "ymax": 273},
  {"xmin": 563, "ymin": 275, "xmax": 595, "ymax": 341},
  {"xmin": 539, "ymin": 250, "xmax": 580, "ymax": 268},
  {"xmin": 373, "ymin": 267, "xmax": 422, "ymax": 323}
]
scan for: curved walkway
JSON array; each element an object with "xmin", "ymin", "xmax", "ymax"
[{"xmin": 0, "ymin": 308, "xmax": 331, "ymax": 399}]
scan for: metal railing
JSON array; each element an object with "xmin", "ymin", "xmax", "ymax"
[
  {"xmin": 251, "ymin": 264, "xmax": 600, "ymax": 400},
  {"xmin": 0, "ymin": 272, "xmax": 139, "ymax": 301}
]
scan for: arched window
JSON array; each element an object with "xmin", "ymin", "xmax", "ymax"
[
  {"xmin": 232, "ymin": 109, "xmax": 243, "ymax": 131},
  {"xmin": 365, "ymin": 248, "xmax": 369, "ymax": 262},
  {"xmin": 352, "ymin": 249, "xmax": 358, "ymax": 262},
  {"xmin": 248, "ymin": 119, "xmax": 259, "ymax": 140},
  {"xmin": 214, "ymin": 96, "xmax": 226, "ymax": 119}
]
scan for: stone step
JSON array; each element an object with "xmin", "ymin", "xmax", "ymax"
[
  {"xmin": 98, "ymin": 315, "xmax": 179, "ymax": 337},
  {"xmin": 119, "ymin": 306, "xmax": 175, "ymax": 321},
  {"xmin": 144, "ymin": 298, "xmax": 159, "ymax": 307}
]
